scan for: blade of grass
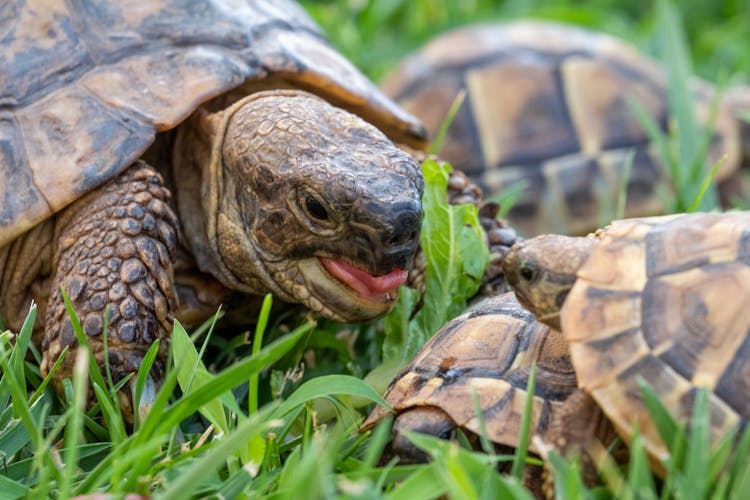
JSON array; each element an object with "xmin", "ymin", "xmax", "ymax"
[
  {"xmin": 61, "ymin": 290, "xmax": 108, "ymax": 393},
  {"xmin": 728, "ymin": 424, "xmax": 750, "ymax": 496},
  {"xmin": 384, "ymin": 462, "xmax": 447, "ymax": 500},
  {"xmin": 615, "ymin": 149, "xmax": 635, "ymax": 220},
  {"xmin": 680, "ymin": 388, "xmax": 710, "ymax": 500},
  {"xmin": 657, "ymin": 0, "xmax": 699, "ymax": 173},
  {"xmin": 626, "ymin": 428, "xmax": 657, "ymax": 498},
  {"xmin": 172, "ymin": 320, "xmax": 231, "ymax": 433},
  {"xmin": 58, "ymin": 348, "xmax": 89, "ymax": 499},
  {"xmin": 470, "ymin": 388, "xmax": 495, "ymax": 457},
  {"xmin": 687, "ymin": 159, "xmax": 722, "ymax": 212},
  {"xmin": 430, "ymin": 89, "xmax": 466, "ymax": 155},
  {"xmin": 133, "ymin": 339, "xmax": 161, "ymax": 429},
  {"xmin": 546, "ymin": 449, "xmax": 587, "ymax": 500},
  {"xmin": 511, "ymin": 363, "xmax": 536, "ymax": 480},
  {"xmin": 272, "ymin": 374, "xmax": 390, "ymax": 419},
  {"xmin": 10, "ymin": 305, "xmax": 36, "ymax": 384},
  {"xmin": 638, "ymin": 378, "xmax": 678, "ymax": 450},
  {"xmin": 91, "ymin": 382, "xmax": 126, "ymax": 443},
  {"xmin": 492, "ymin": 180, "xmax": 529, "ymax": 220},
  {"xmin": 362, "ymin": 416, "xmax": 394, "ymax": 468},
  {"xmin": 249, "ymin": 294, "xmax": 273, "ymax": 415},
  {"xmin": 0, "ymin": 344, "xmax": 44, "ymax": 450},
  {"xmin": 156, "ymin": 319, "xmax": 314, "ymax": 433},
  {"xmin": 0, "ymin": 474, "xmax": 28, "ymax": 500}
]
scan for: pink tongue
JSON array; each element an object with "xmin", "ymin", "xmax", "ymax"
[{"xmin": 321, "ymin": 258, "xmax": 408, "ymax": 300}]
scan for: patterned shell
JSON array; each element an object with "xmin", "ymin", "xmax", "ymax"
[
  {"xmin": 362, "ymin": 292, "xmax": 579, "ymax": 453},
  {"xmin": 382, "ymin": 21, "xmax": 740, "ymax": 236},
  {"xmin": 563, "ymin": 211, "xmax": 750, "ymax": 462},
  {"xmin": 0, "ymin": 0, "xmax": 425, "ymax": 248}
]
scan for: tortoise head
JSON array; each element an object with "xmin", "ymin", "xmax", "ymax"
[
  {"xmin": 391, "ymin": 406, "xmax": 459, "ymax": 464},
  {"xmin": 502, "ymin": 234, "xmax": 597, "ymax": 330},
  {"xmin": 175, "ymin": 90, "xmax": 423, "ymax": 322}
]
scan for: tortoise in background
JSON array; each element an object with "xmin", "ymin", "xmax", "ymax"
[
  {"xmin": 503, "ymin": 211, "xmax": 750, "ymax": 468},
  {"xmin": 0, "ymin": 0, "xmax": 435, "ymax": 416},
  {"xmin": 382, "ymin": 21, "xmax": 750, "ymax": 236},
  {"xmin": 361, "ymin": 291, "xmax": 614, "ymax": 491}
]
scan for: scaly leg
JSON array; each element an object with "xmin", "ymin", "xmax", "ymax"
[{"xmin": 41, "ymin": 161, "xmax": 178, "ymax": 419}]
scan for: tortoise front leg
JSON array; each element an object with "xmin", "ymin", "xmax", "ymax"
[{"xmin": 41, "ymin": 161, "xmax": 178, "ymax": 419}]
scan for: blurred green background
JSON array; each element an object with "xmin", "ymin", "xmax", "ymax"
[{"xmin": 299, "ymin": 0, "xmax": 750, "ymax": 83}]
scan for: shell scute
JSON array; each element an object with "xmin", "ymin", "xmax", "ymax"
[
  {"xmin": 17, "ymin": 85, "xmax": 154, "ymax": 214},
  {"xmin": 564, "ymin": 211, "xmax": 750, "ymax": 465},
  {"xmin": 715, "ymin": 334, "xmax": 750, "ymax": 418},
  {"xmin": 0, "ymin": 115, "xmax": 44, "ymax": 229},
  {"xmin": 1, "ymin": 0, "xmax": 425, "ymax": 248}
]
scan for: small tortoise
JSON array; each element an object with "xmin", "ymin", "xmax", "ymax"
[
  {"xmin": 382, "ymin": 21, "xmax": 750, "ymax": 236},
  {"xmin": 0, "ymin": 0, "xmax": 436, "ymax": 415},
  {"xmin": 503, "ymin": 211, "xmax": 750, "ymax": 467},
  {"xmin": 361, "ymin": 292, "xmax": 613, "ymax": 474}
]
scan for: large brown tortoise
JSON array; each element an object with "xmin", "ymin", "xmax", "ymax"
[
  {"xmin": 0, "ymin": 0, "xmax": 512, "ymax": 417},
  {"xmin": 503, "ymin": 211, "xmax": 750, "ymax": 470},
  {"xmin": 382, "ymin": 21, "xmax": 750, "ymax": 236}
]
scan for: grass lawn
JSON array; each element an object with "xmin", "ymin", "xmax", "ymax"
[{"xmin": 2, "ymin": 1, "xmax": 749, "ymax": 498}]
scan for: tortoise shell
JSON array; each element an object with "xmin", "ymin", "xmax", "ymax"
[
  {"xmin": 562, "ymin": 211, "xmax": 750, "ymax": 463},
  {"xmin": 361, "ymin": 291, "xmax": 592, "ymax": 455},
  {"xmin": 0, "ymin": 0, "xmax": 425, "ymax": 248},
  {"xmin": 382, "ymin": 21, "xmax": 741, "ymax": 236}
]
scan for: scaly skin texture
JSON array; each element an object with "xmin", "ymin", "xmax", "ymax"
[
  {"xmin": 502, "ymin": 234, "xmax": 597, "ymax": 330},
  {"xmin": 41, "ymin": 163, "xmax": 178, "ymax": 413},
  {"xmin": 0, "ymin": 90, "xmax": 423, "ymax": 417},
  {"xmin": 173, "ymin": 90, "xmax": 423, "ymax": 321}
]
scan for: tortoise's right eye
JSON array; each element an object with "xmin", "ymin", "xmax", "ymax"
[
  {"xmin": 305, "ymin": 195, "xmax": 329, "ymax": 221},
  {"xmin": 519, "ymin": 265, "xmax": 538, "ymax": 283}
]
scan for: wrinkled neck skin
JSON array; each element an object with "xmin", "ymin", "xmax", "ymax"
[
  {"xmin": 502, "ymin": 234, "xmax": 597, "ymax": 330},
  {"xmin": 172, "ymin": 89, "xmax": 424, "ymax": 322}
]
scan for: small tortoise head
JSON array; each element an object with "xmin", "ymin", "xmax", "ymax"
[
  {"xmin": 502, "ymin": 234, "xmax": 597, "ymax": 330},
  {"xmin": 391, "ymin": 406, "xmax": 459, "ymax": 463},
  {"xmin": 177, "ymin": 90, "xmax": 423, "ymax": 321}
]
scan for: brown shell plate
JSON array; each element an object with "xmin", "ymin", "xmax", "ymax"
[
  {"xmin": 382, "ymin": 21, "xmax": 740, "ymax": 236},
  {"xmin": 562, "ymin": 211, "xmax": 750, "ymax": 462},
  {"xmin": 0, "ymin": 0, "xmax": 425, "ymax": 248},
  {"xmin": 362, "ymin": 292, "xmax": 578, "ymax": 453}
]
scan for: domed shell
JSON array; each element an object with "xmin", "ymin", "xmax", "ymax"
[
  {"xmin": 382, "ymin": 21, "xmax": 740, "ymax": 236},
  {"xmin": 562, "ymin": 211, "xmax": 750, "ymax": 462},
  {"xmin": 0, "ymin": 0, "xmax": 425, "ymax": 248},
  {"xmin": 362, "ymin": 292, "xmax": 581, "ymax": 453}
]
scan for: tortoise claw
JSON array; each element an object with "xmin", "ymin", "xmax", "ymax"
[{"xmin": 135, "ymin": 374, "xmax": 158, "ymax": 424}]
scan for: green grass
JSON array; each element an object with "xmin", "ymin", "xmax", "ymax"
[
  {"xmin": 298, "ymin": 0, "xmax": 749, "ymax": 85},
  {"xmin": 2, "ymin": 1, "xmax": 749, "ymax": 498}
]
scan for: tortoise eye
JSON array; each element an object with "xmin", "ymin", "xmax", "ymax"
[
  {"xmin": 519, "ymin": 265, "xmax": 538, "ymax": 283},
  {"xmin": 305, "ymin": 195, "xmax": 329, "ymax": 221}
]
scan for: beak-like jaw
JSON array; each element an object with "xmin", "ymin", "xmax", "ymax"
[{"xmin": 297, "ymin": 257, "xmax": 409, "ymax": 321}]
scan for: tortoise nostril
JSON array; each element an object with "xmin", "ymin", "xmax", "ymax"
[
  {"xmin": 380, "ymin": 208, "xmax": 421, "ymax": 249},
  {"xmin": 385, "ymin": 227, "xmax": 419, "ymax": 249}
]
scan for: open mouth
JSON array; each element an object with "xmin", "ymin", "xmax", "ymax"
[{"xmin": 320, "ymin": 258, "xmax": 408, "ymax": 301}]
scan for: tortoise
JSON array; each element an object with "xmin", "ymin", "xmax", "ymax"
[
  {"xmin": 382, "ymin": 21, "xmax": 750, "ymax": 236},
  {"xmin": 0, "ymin": 0, "xmax": 472, "ymax": 416},
  {"xmin": 360, "ymin": 291, "xmax": 614, "ymax": 483},
  {"xmin": 502, "ymin": 210, "xmax": 750, "ymax": 468}
]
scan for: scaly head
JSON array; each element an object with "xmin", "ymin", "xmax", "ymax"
[
  {"xmin": 502, "ymin": 234, "xmax": 597, "ymax": 330},
  {"xmin": 175, "ymin": 90, "xmax": 423, "ymax": 321}
]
